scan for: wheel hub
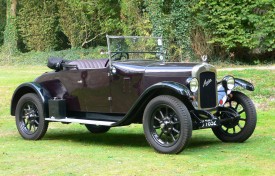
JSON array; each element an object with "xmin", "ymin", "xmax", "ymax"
[
  {"xmin": 160, "ymin": 119, "xmax": 173, "ymax": 134},
  {"xmin": 25, "ymin": 110, "xmax": 35, "ymax": 120},
  {"xmin": 22, "ymin": 104, "xmax": 39, "ymax": 132},
  {"xmin": 221, "ymin": 109, "xmax": 240, "ymax": 128}
]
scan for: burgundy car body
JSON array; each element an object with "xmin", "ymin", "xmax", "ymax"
[{"xmin": 10, "ymin": 36, "xmax": 257, "ymax": 154}]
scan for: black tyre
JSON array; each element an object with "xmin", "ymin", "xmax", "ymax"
[
  {"xmin": 143, "ymin": 95, "xmax": 192, "ymax": 154},
  {"xmin": 85, "ymin": 124, "xmax": 110, "ymax": 133},
  {"xmin": 15, "ymin": 93, "xmax": 48, "ymax": 140},
  {"xmin": 212, "ymin": 91, "xmax": 257, "ymax": 142}
]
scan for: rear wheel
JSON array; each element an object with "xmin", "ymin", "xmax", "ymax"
[
  {"xmin": 85, "ymin": 124, "xmax": 110, "ymax": 134},
  {"xmin": 15, "ymin": 93, "xmax": 48, "ymax": 140},
  {"xmin": 143, "ymin": 95, "xmax": 192, "ymax": 154},
  {"xmin": 212, "ymin": 91, "xmax": 257, "ymax": 142}
]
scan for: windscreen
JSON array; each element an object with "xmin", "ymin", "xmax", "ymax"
[{"xmin": 107, "ymin": 36, "xmax": 165, "ymax": 61}]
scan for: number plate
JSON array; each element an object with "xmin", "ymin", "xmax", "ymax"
[{"xmin": 201, "ymin": 119, "xmax": 219, "ymax": 128}]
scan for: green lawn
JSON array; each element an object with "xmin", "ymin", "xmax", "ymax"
[{"xmin": 0, "ymin": 66, "xmax": 274, "ymax": 176}]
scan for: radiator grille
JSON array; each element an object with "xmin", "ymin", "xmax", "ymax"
[{"xmin": 199, "ymin": 72, "xmax": 217, "ymax": 108}]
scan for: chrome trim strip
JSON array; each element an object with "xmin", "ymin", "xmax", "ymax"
[{"xmin": 45, "ymin": 117, "xmax": 115, "ymax": 126}]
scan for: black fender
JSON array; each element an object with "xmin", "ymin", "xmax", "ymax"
[
  {"xmin": 10, "ymin": 82, "xmax": 51, "ymax": 116},
  {"xmin": 235, "ymin": 78, "xmax": 254, "ymax": 91},
  {"xmin": 217, "ymin": 78, "xmax": 254, "ymax": 106},
  {"xmin": 113, "ymin": 81, "xmax": 192, "ymax": 126}
]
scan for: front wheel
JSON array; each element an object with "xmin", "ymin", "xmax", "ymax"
[
  {"xmin": 212, "ymin": 91, "xmax": 257, "ymax": 142},
  {"xmin": 143, "ymin": 95, "xmax": 192, "ymax": 154},
  {"xmin": 15, "ymin": 93, "xmax": 48, "ymax": 140}
]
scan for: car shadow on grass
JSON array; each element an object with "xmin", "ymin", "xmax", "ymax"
[
  {"xmin": 43, "ymin": 128, "xmax": 222, "ymax": 151},
  {"xmin": 44, "ymin": 130, "xmax": 149, "ymax": 148},
  {"xmin": 188, "ymin": 135, "xmax": 221, "ymax": 150}
]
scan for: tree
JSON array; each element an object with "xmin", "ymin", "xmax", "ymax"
[
  {"xmin": 146, "ymin": 0, "xmax": 193, "ymax": 61},
  {"xmin": 192, "ymin": 0, "xmax": 275, "ymax": 57},
  {"xmin": 3, "ymin": 0, "xmax": 18, "ymax": 54},
  {"xmin": 0, "ymin": 0, "xmax": 6, "ymax": 46},
  {"xmin": 56, "ymin": 0, "xmax": 122, "ymax": 48},
  {"xmin": 120, "ymin": 0, "xmax": 152, "ymax": 36},
  {"xmin": 17, "ymin": 0, "xmax": 57, "ymax": 51}
]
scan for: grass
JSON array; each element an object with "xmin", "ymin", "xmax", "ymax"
[
  {"xmin": 218, "ymin": 69, "xmax": 275, "ymax": 110},
  {"xmin": 0, "ymin": 66, "xmax": 274, "ymax": 175}
]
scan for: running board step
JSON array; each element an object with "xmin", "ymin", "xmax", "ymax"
[{"xmin": 45, "ymin": 117, "xmax": 115, "ymax": 126}]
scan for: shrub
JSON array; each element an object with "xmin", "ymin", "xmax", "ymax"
[
  {"xmin": 146, "ymin": 0, "xmax": 193, "ymax": 62},
  {"xmin": 17, "ymin": 0, "xmax": 57, "ymax": 51},
  {"xmin": 192, "ymin": 0, "xmax": 275, "ymax": 54}
]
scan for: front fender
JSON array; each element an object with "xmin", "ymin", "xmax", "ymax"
[
  {"xmin": 10, "ymin": 82, "xmax": 51, "ymax": 116},
  {"xmin": 235, "ymin": 78, "xmax": 254, "ymax": 91},
  {"xmin": 144, "ymin": 81, "xmax": 192, "ymax": 97},
  {"xmin": 114, "ymin": 81, "xmax": 192, "ymax": 126},
  {"xmin": 217, "ymin": 78, "xmax": 254, "ymax": 106}
]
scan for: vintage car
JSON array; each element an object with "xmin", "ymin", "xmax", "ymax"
[{"xmin": 11, "ymin": 36, "xmax": 257, "ymax": 154}]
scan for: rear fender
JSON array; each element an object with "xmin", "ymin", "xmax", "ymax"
[
  {"xmin": 10, "ymin": 82, "xmax": 51, "ymax": 116},
  {"xmin": 114, "ymin": 81, "xmax": 193, "ymax": 126}
]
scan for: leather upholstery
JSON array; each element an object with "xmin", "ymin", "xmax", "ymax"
[{"xmin": 69, "ymin": 59, "xmax": 108, "ymax": 69}]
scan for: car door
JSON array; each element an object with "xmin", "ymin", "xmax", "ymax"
[
  {"xmin": 59, "ymin": 67, "xmax": 110, "ymax": 113},
  {"xmin": 82, "ymin": 67, "xmax": 110, "ymax": 112},
  {"xmin": 110, "ymin": 66, "xmax": 143, "ymax": 113}
]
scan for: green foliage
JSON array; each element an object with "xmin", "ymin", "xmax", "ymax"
[
  {"xmin": 1, "ymin": 0, "xmax": 274, "ymax": 62},
  {"xmin": 3, "ymin": 0, "xmax": 18, "ymax": 55},
  {"xmin": 146, "ymin": 0, "xmax": 163, "ymax": 37},
  {"xmin": 120, "ymin": 0, "xmax": 152, "ymax": 36},
  {"xmin": 0, "ymin": 0, "xmax": 6, "ymax": 46},
  {"xmin": 193, "ymin": 0, "xmax": 275, "ymax": 53},
  {"xmin": 171, "ymin": 0, "xmax": 192, "ymax": 59},
  {"xmin": 146, "ymin": 0, "xmax": 193, "ymax": 61},
  {"xmin": 95, "ymin": 0, "xmax": 121, "ymax": 36},
  {"xmin": 57, "ymin": 0, "xmax": 95, "ymax": 48},
  {"xmin": 17, "ymin": 0, "xmax": 57, "ymax": 51},
  {"xmin": 57, "ymin": 0, "xmax": 121, "ymax": 48}
]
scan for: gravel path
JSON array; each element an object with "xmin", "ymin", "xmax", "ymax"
[{"xmin": 218, "ymin": 65, "xmax": 275, "ymax": 71}]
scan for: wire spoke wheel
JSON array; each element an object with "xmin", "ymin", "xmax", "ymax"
[
  {"xmin": 15, "ymin": 93, "xmax": 48, "ymax": 140},
  {"xmin": 19, "ymin": 102, "xmax": 40, "ymax": 135},
  {"xmin": 220, "ymin": 100, "xmax": 247, "ymax": 135},
  {"xmin": 212, "ymin": 91, "xmax": 257, "ymax": 142},
  {"xmin": 143, "ymin": 95, "xmax": 192, "ymax": 154},
  {"xmin": 151, "ymin": 105, "xmax": 180, "ymax": 147}
]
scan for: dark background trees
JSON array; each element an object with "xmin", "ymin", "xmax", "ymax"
[
  {"xmin": 0, "ymin": 0, "xmax": 274, "ymax": 62},
  {"xmin": 0, "ymin": 0, "xmax": 6, "ymax": 46}
]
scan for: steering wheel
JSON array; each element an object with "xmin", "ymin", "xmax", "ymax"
[{"xmin": 111, "ymin": 52, "xmax": 129, "ymax": 61}]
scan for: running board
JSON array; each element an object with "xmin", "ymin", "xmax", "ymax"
[{"xmin": 45, "ymin": 117, "xmax": 115, "ymax": 126}]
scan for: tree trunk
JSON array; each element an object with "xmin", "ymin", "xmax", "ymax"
[
  {"xmin": 10, "ymin": 0, "xmax": 17, "ymax": 17},
  {"xmin": 3, "ymin": 0, "xmax": 18, "ymax": 55}
]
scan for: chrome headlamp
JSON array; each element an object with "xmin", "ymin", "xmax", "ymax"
[
  {"xmin": 222, "ymin": 76, "xmax": 235, "ymax": 90},
  {"xmin": 187, "ymin": 78, "xmax": 199, "ymax": 93}
]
